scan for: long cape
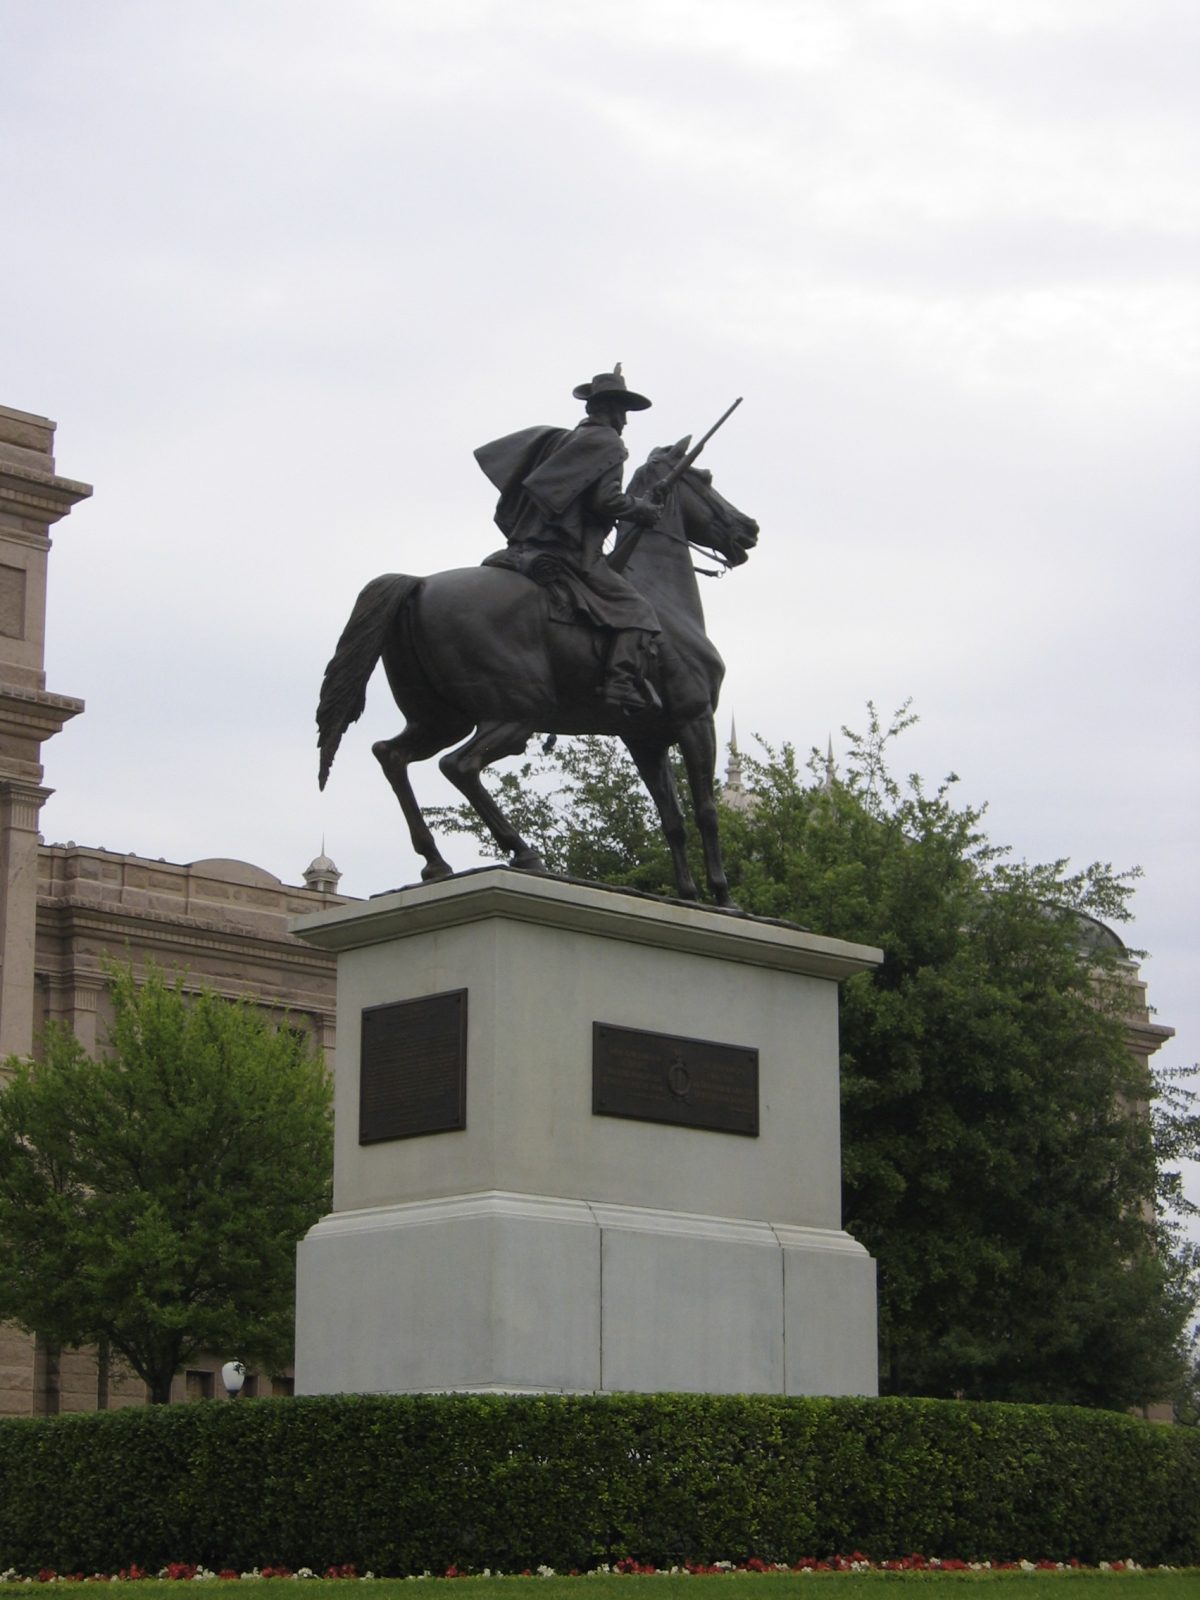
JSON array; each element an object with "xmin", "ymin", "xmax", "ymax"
[{"xmin": 474, "ymin": 423, "xmax": 627, "ymax": 537}]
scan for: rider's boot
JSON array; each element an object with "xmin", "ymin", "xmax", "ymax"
[{"xmin": 601, "ymin": 631, "xmax": 662, "ymax": 715}]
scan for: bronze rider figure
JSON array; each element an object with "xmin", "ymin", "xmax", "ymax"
[{"xmin": 475, "ymin": 365, "xmax": 663, "ymax": 714}]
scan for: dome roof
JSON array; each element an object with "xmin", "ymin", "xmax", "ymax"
[
  {"xmin": 188, "ymin": 858, "xmax": 282, "ymax": 888},
  {"xmin": 1070, "ymin": 910, "xmax": 1128, "ymax": 957}
]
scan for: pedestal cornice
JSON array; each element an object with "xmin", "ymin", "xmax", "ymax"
[{"xmin": 292, "ymin": 865, "xmax": 882, "ymax": 982}]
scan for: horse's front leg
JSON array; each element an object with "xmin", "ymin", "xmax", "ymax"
[
  {"xmin": 622, "ymin": 735, "xmax": 699, "ymax": 901},
  {"xmin": 373, "ymin": 719, "xmax": 467, "ymax": 882},
  {"xmin": 438, "ymin": 720, "xmax": 546, "ymax": 872},
  {"xmin": 677, "ymin": 713, "xmax": 736, "ymax": 908}
]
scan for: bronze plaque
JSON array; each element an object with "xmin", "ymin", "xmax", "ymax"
[
  {"xmin": 592, "ymin": 1022, "xmax": 758, "ymax": 1137},
  {"xmin": 359, "ymin": 990, "xmax": 467, "ymax": 1144}
]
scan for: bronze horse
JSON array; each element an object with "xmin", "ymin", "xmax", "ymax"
[{"xmin": 317, "ymin": 440, "xmax": 759, "ymax": 904}]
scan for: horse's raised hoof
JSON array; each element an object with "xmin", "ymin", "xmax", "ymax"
[{"xmin": 511, "ymin": 850, "xmax": 548, "ymax": 875}]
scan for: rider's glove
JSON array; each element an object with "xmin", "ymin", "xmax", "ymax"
[{"xmin": 626, "ymin": 496, "xmax": 661, "ymax": 528}]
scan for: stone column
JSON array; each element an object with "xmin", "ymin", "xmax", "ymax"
[
  {"xmin": 0, "ymin": 405, "xmax": 89, "ymax": 1065},
  {"xmin": 0, "ymin": 780, "xmax": 54, "ymax": 1061}
]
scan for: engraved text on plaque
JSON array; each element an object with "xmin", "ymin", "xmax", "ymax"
[
  {"xmin": 359, "ymin": 990, "xmax": 467, "ymax": 1144},
  {"xmin": 593, "ymin": 1022, "xmax": 758, "ymax": 1136}
]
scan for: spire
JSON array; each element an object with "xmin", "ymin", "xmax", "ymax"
[
  {"xmin": 721, "ymin": 717, "xmax": 755, "ymax": 814},
  {"xmin": 823, "ymin": 735, "xmax": 836, "ymax": 791}
]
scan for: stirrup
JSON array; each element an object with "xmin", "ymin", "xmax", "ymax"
[{"xmin": 601, "ymin": 678, "xmax": 662, "ymax": 715}]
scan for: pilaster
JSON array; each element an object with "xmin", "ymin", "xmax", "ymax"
[
  {"xmin": 0, "ymin": 406, "xmax": 89, "ymax": 1065},
  {"xmin": 0, "ymin": 781, "xmax": 54, "ymax": 1061}
]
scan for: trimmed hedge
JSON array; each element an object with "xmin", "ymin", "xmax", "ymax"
[{"xmin": 0, "ymin": 1394, "xmax": 1197, "ymax": 1574}]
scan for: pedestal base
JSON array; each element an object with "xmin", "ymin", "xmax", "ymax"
[
  {"xmin": 292, "ymin": 869, "xmax": 881, "ymax": 1398},
  {"xmin": 296, "ymin": 1191, "xmax": 877, "ymax": 1395}
]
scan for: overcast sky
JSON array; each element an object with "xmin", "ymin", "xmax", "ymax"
[{"xmin": 4, "ymin": 1, "xmax": 1197, "ymax": 1213}]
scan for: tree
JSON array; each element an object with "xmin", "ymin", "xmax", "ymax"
[
  {"xmin": 435, "ymin": 710, "xmax": 1199, "ymax": 1410},
  {"xmin": 723, "ymin": 708, "xmax": 1196, "ymax": 1408},
  {"xmin": 0, "ymin": 965, "xmax": 332, "ymax": 1403}
]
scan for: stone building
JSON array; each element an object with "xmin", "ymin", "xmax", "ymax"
[{"xmin": 0, "ymin": 403, "xmax": 351, "ymax": 1415}]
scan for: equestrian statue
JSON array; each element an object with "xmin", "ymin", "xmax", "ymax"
[{"xmin": 316, "ymin": 366, "xmax": 759, "ymax": 905}]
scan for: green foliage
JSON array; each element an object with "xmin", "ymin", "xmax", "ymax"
[
  {"xmin": 434, "ymin": 708, "xmax": 1198, "ymax": 1410},
  {"xmin": 720, "ymin": 707, "xmax": 1194, "ymax": 1408},
  {"xmin": 0, "ymin": 1394, "xmax": 1198, "ymax": 1572},
  {"xmin": 0, "ymin": 966, "xmax": 332, "ymax": 1403}
]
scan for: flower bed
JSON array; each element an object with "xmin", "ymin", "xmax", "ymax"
[{"xmin": 0, "ymin": 1556, "xmax": 1184, "ymax": 1584}]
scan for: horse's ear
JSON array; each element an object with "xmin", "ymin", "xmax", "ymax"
[{"xmin": 673, "ymin": 435, "xmax": 692, "ymax": 457}]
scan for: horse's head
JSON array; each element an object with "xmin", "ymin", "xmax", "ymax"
[{"xmin": 634, "ymin": 438, "xmax": 760, "ymax": 569}]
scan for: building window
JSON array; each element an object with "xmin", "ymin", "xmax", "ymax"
[{"xmin": 185, "ymin": 1369, "xmax": 214, "ymax": 1402}]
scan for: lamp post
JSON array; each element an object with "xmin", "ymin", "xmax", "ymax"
[{"xmin": 221, "ymin": 1359, "xmax": 246, "ymax": 1400}]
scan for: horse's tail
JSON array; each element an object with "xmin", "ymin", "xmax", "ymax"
[{"xmin": 317, "ymin": 574, "xmax": 423, "ymax": 789}]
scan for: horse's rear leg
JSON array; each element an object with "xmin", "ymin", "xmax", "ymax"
[
  {"xmin": 374, "ymin": 720, "xmax": 468, "ymax": 882},
  {"xmin": 439, "ymin": 720, "xmax": 545, "ymax": 872},
  {"xmin": 677, "ymin": 714, "xmax": 736, "ymax": 908},
  {"xmin": 622, "ymin": 735, "xmax": 699, "ymax": 901}
]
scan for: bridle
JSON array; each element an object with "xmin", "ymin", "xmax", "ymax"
[{"xmin": 660, "ymin": 467, "xmax": 740, "ymax": 578}]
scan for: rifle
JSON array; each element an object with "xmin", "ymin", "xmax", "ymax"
[{"xmin": 608, "ymin": 396, "xmax": 742, "ymax": 577}]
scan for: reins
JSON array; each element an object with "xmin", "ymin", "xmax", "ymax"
[
  {"xmin": 657, "ymin": 476, "xmax": 736, "ymax": 578},
  {"xmin": 615, "ymin": 458, "xmax": 741, "ymax": 580}
]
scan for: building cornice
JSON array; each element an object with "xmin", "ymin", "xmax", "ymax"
[
  {"xmin": 0, "ymin": 460, "xmax": 92, "ymax": 527},
  {"xmin": 0, "ymin": 685, "xmax": 85, "ymax": 742},
  {"xmin": 37, "ymin": 896, "xmax": 340, "ymax": 973}
]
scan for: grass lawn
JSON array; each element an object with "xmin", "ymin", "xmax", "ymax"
[{"xmin": 2, "ymin": 1578, "xmax": 1198, "ymax": 1600}]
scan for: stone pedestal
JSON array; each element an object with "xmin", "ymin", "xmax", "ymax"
[{"xmin": 291, "ymin": 868, "xmax": 881, "ymax": 1397}]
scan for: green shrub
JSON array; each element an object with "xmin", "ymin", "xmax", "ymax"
[{"xmin": 0, "ymin": 1394, "xmax": 1196, "ymax": 1574}]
